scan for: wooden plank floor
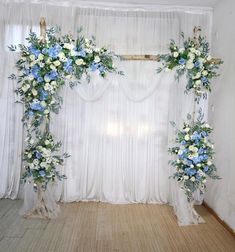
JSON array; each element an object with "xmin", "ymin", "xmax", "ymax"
[{"xmin": 0, "ymin": 199, "xmax": 235, "ymax": 252}]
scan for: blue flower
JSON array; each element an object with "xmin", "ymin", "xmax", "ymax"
[
  {"xmin": 28, "ymin": 110, "xmax": 34, "ymax": 116},
  {"xmin": 45, "ymin": 70, "xmax": 58, "ymax": 81},
  {"xmin": 194, "ymin": 61, "xmax": 201, "ymax": 68},
  {"xmin": 201, "ymin": 131, "xmax": 208, "ymax": 137},
  {"xmin": 201, "ymin": 76, "xmax": 208, "ymax": 83},
  {"xmin": 42, "ymin": 48, "xmax": 48, "ymax": 55},
  {"xmin": 178, "ymin": 58, "xmax": 186, "ymax": 65},
  {"xmin": 77, "ymin": 48, "xmax": 86, "ymax": 57},
  {"xmin": 198, "ymin": 148, "xmax": 204, "ymax": 154},
  {"xmin": 189, "ymin": 168, "xmax": 197, "ymax": 176},
  {"xmin": 90, "ymin": 63, "xmax": 99, "ymax": 71},
  {"xmin": 29, "ymin": 46, "xmax": 41, "ymax": 57},
  {"xmin": 40, "ymin": 90, "xmax": 49, "ymax": 101},
  {"xmin": 98, "ymin": 65, "xmax": 105, "ymax": 73},
  {"xmin": 181, "ymin": 140, "xmax": 186, "ymax": 145},
  {"xmin": 37, "ymin": 76, "xmax": 43, "ymax": 83},
  {"xmin": 30, "ymin": 102, "xmax": 44, "ymax": 112},
  {"xmin": 63, "ymin": 59, "xmax": 73, "ymax": 73},
  {"xmin": 39, "ymin": 170, "xmax": 46, "ymax": 177},
  {"xmin": 48, "ymin": 44, "xmax": 62, "ymax": 58},
  {"xmin": 35, "ymin": 151, "xmax": 42, "ymax": 159},
  {"xmin": 31, "ymin": 66, "xmax": 40, "ymax": 79},
  {"xmin": 204, "ymin": 166, "xmax": 209, "ymax": 172}
]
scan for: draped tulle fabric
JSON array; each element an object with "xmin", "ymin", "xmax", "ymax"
[{"xmin": 0, "ymin": 0, "xmax": 211, "ymax": 224}]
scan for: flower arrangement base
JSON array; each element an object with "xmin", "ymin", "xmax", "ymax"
[
  {"xmin": 20, "ymin": 182, "xmax": 60, "ymax": 219},
  {"xmin": 189, "ymin": 200, "xmax": 205, "ymax": 224}
]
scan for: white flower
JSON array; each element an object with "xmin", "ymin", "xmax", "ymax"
[
  {"xmin": 183, "ymin": 175, "xmax": 189, "ymax": 180},
  {"xmin": 202, "ymin": 70, "xmax": 208, "ymax": 76},
  {"xmin": 195, "ymin": 80, "xmax": 202, "ymax": 86},
  {"xmin": 178, "ymin": 150, "xmax": 183, "ymax": 155},
  {"xmin": 186, "ymin": 61, "xmax": 194, "ymax": 69},
  {"xmin": 193, "ymin": 72, "xmax": 201, "ymax": 80},
  {"xmin": 38, "ymin": 54, "xmax": 44, "ymax": 61},
  {"xmin": 190, "ymin": 177, "xmax": 196, "ymax": 182},
  {"xmin": 41, "ymin": 101, "xmax": 47, "ymax": 107},
  {"xmin": 75, "ymin": 59, "xmax": 85, "ymax": 66},
  {"xmin": 50, "ymin": 64, "xmax": 56, "ymax": 71},
  {"xmin": 94, "ymin": 48, "xmax": 100, "ymax": 53},
  {"xmin": 63, "ymin": 43, "xmax": 74, "ymax": 50},
  {"xmin": 85, "ymin": 38, "xmax": 90, "ymax": 43},
  {"xmin": 32, "ymin": 89, "xmax": 38, "ymax": 96},
  {"xmin": 29, "ymin": 75, "xmax": 34, "ymax": 81},
  {"xmin": 184, "ymin": 127, "xmax": 190, "ymax": 133},
  {"xmin": 190, "ymin": 48, "xmax": 196, "ymax": 53},
  {"xmin": 45, "ymin": 140, "xmax": 50, "ymax": 145},
  {"xmin": 58, "ymin": 52, "xmax": 65, "ymax": 58},
  {"xmin": 27, "ymin": 153, "xmax": 32, "ymax": 158},
  {"xmin": 22, "ymin": 84, "xmax": 30, "ymax": 92},
  {"xmin": 173, "ymin": 52, "xmax": 179, "ymax": 58},
  {"xmin": 164, "ymin": 67, "xmax": 171, "ymax": 72},
  {"xmin": 207, "ymin": 161, "xmax": 212, "ymax": 166},
  {"xmin": 53, "ymin": 60, "xmax": 61, "ymax": 66},
  {"xmin": 30, "ymin": 139, "xmax": 34, "ymax": 145},
  {"xmin": 60, "ymin": 56, "xmax": 67, "ymax": 62},
  {"xmin": 33, "ymin": 159, "xmax": 39, "ymax": 165},
  {"xmin": 94, "ymin": 56, "xmax": 101, "ymax": 63},
  {"xmin": 85, "ymin": 48, "xmax": 92, "ymax": 54},
  {"xmin": 39, "ymin": 62, "xmax": 45, "ymax": 68},
  {"xmin": 189, "ymin": 146, "xmax": 194, "ymax": 151},
  {"xmin": 29, "ymin": 54, "xmax": 36, "ymax": 61},
  {"xmin": 195, "ymin": 50, "xmax": 201, "ymax": 56},
  {"xmin": 44, "ymin": 109, "xmax": 49, "ymax": 114},
  {"xmin": 207, "ymin": 55, "xmax": 212, "ymax": 61},
  {"xmin": 196, "ymin": 164, "xmax": 201, "ymax": 167},
  {"xmin": 44, "ymin": 75, "xmax": 51, "ymax": 83},
  {"xmin": 190, "ymin": 164, "xmax": 194, "ymax": 168},
  {"xmin": 184, "ymin": 134, "xmax": 190, "ymax": 141},
  {"xmin": 188, "ymin": 52, "xmax": 195, "ymax": 60},
  {"xmin": 176, "ymin": 159, "xmax": 181, "ymax": 163}
]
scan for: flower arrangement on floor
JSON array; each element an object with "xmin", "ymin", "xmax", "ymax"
[
  {"xmin": 9, "ymin": 18, "xmax": 120, "ymax": 218},
  {"xmin": 169, "ymin": 114, "xmax": 220, "ymax": 201},
  {"xmin": 157, "ymin": 27, "xmax": 223, "ymax": 98}
]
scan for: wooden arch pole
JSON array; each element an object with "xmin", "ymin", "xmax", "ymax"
[{"xmin": 40, "ymin": 17, "xmax": 46, "ymax": 43}]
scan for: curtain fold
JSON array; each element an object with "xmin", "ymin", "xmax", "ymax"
[{"xmin": 0, "ymin": 0, "xmax": 211, "ymax": 217}]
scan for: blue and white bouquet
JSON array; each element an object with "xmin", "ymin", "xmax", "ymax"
[
  {"xmin": 9, "ymin": 27, "xmax": 121, "ymax": 128},
  {"xmin": 22, "ymin": 132, "xmax": 69, "ymax": 191},
  {"xmin": 157, "ymin": 27, "xmax": 222, "ymax": 98},
  {"xmin": 169, "ymin": 116, "xmax": 220, "ymax": 200}
]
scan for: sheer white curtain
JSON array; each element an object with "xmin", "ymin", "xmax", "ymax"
[{"xmin": 0, "ymin": 0, "xmax": 212, "ymax": 223}]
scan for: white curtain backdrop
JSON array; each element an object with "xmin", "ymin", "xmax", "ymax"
[{"xmin": 0, "ymin": 0, "xmax": 212, "ymax": 223}]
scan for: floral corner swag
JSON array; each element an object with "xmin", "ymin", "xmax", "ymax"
[
  {"xmin": 157, "ymin": 27, "xmax": 223, "ymax": 99},
  {"xmin": 9, "ymin": 26, "xmax": 121, "ymax": 192},
  {"xmin": 169, "ymin": 114, "xmax": 220, "ymax": 201}
]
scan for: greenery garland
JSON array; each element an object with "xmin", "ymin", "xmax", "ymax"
[{"xmin": 9, "ymin": 26, "xmax": 121, "ymax": 191}]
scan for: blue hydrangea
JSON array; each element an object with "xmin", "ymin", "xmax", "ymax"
[
  {"xmin": 194, "ymin": 61, "xmax": 201, "ymax": 68},
  {"xmin": 40, "ymin": 90, "xmax": 49, "ymax": 101},
  {"xmin": 29, "ymin": 46, "xmax": 41, "ymax": 57},
  {"xmin": 35, "ymin": 151, "xmax": 42, "ymax": 159},
  {"xmin": 77, "ymin": 48, "xmax": 86, "ymax": 57},
  {"xmin": 39, "ymin": 170, "xmax": 46, "ymax": 177},
  {"xmin": 45, "ymin": 70, "xmax": 58, "ymax": 81},
  {"xmin": 30, "ymin": 102, "xmax": 44, "ymax": 112},
  {"xmin": 178, "ymin": 58, "xmax": 186, "ymax": 65},
  {"xmin": 48, "ymin": 44, "xmax": 62, "ymax": 58},
  {"xmin": 31, "ymin": 66, "xmax": 40, "ymax": 79},
  {"xmin": 201, "ymin": 76, "xmax": 208, "ymax": 83},
  {"xmin": 63, "ymin": 59, "xmax": 73, "ymax": 73},
  {"xmin": 90, "ymin": 63, "xmax": 99, "ymax": 71}
]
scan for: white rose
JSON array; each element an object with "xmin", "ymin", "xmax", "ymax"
[
  {"xmin": 45, "ymin": 140, "xmax": 50, "ymax": 145},
  {"xmin": 51, "ymin": 81, "xmax": 57, "ymax": 87},
  {"xmin": 41, "ymin": 101, "xmax": 47, "ymax": 107},
  {"xmin": 183, "ymin": 175, "xmax": 189, "ymax": 180},
  {"xmin": 27, "ymin": 153, "xmax": 32, "ymax": 158},
  {"xmin": 190, "ymin": 164, "xmax": 194, "ymax": 168},
  {"xmin": 29, "ymin": 75, "xmax": 34, "ymax": 81},
  {"xmin": 53, "ymin": 60, "xmax": 61, "ymax": 66},
  {"xmin": 75, "ymin": 59, "xmax": 85, "ymax": 66},
  {"xmin": 184, "ymin": 127, "xmax": 190, "ymax": 133},
  {"xmin": 202, "ymin": 70, "xmax": 208, "ymax": 76},
  {"xmin": 50, "ymin": 64, "xmax": 56, "ymax": 71},
  {"xmin": 207, "ymin": 161, "xmax": 212, "ymax": 166},
  {"xmin": 173, "ymin": 52, "xmax": 179, "ymax": 58},
  {"xmin": 39, "ymin": 62, "xmax": 45, "ymax": 68},
  {"xmin": 38, "ymin": 54, "xmax": 44, "ymax": 61},
  {"xmin": 58, "ymin": 52, "xmax": 65, "ymax": 58},
  {"xmin": 44, "ymin": 109, "xmax": 49, "ymax": 114},
  {"xmin": 94, "ymin": 56, "xmax": 101, "ymax": 63},
  {"xmin": 195, "ymin": 80, "xmax": 202, "ymax": 86},
  {"xmin": 189, "ymin": 146, "xmax": 194, "ymax": 151},
  {"xmin": 60, "ymin": 56, "xmax": 67, "ymax": 62},
  {"xmin": 29, "ymin": 54, "xmax": 36, "ymax": 61},
  {"xmin": 188, "ymin": 52, "xmax": 195, "ymax": 60},
  {"xmin": 32, "ymin": 89, "xmax": 38, "ymax": 96},
  {"xmin": 44, "ymin": 76, "xmax": 51, "ymax": 83},
  {"xmin": 85, "ymin": 48, "xmax": 92, "ymax": 54},
  {"xmin": 184, "ymin": 134, "xmax": 190, "ymax": 141},
  {"xmin": 186, "ymin": 61, "xmax": 194, "ymax": 69}
]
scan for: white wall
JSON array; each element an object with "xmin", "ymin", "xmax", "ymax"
[{"xmin": 205, "ymin": 0, "xmax": 235, "ymax": 232}]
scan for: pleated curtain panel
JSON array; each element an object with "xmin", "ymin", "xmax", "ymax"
[{"xmin": 0, "ymin": 0, "xmax": 212, "ymax": 225}]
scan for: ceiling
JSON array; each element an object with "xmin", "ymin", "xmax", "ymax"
[{"xmin": 80, "ymin": 0, "xmax": 220, "ymax": 7}]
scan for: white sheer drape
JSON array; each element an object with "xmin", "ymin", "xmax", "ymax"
[{"xmin": 0, "ymin": 0, "xmax": 211, "ymax": 224}]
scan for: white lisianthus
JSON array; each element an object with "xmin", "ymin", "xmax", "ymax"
[
  {"xmin": 173, "ymin": 52, "xmax": 179, "ymax": 58},
  {"xmin": 190, "ymin": 177, "xmax": 196, "ymax": 182},
  {"xmin": 75, "ymin": 59, "xmax": 85, "ymax": 66},
  {"xmin": 32, "ymin": 89, "xmax": 38, "ymax": 96},
  {"xmin": 29, "ymin": 54, "xmax": 36, "ymax": 61},
  {"xmin": 186, "ymin": 61, "xmax": 194, "ymax": 69},
  {"xmin": 184, "ymin": 134, "xmax": 190, "ymax": 141},
  {"xmin": 193, "ymin": 72, "xmax": 201, "ymax": 80},
  {"xmin": 63, "ymin": 43, "xmax": 74, "ymax": 50},
  {"xmin": 39, "ymin": 62, "xmax": 45, "ymax": 68},
  {"xmin": 27, "ymin": 153, "xmax": 32, "ymax": 158},
  {"xmin": 183, "ymin": 175, "xmax": 189, "ymax": 180},
  {"xmin": 44, "ymin": 109, "xmax": 49, "ymax": 114},
  {"xmin": 58, "ymin": 52, "xmax": 65, "ymax": 58},
  {"xmin": 189, "ymin": 145, "xmax": 194, "ymax": 151},
  {"xmin": 202, "ymin": 70, "xmax": 208, "ymax": 76},
  {"xmin": 184, "ymin": 127, "xmax": 190, "ymax": 133},
  {"xmin": 22, "ymin": 84, "xmax": 30, "ymax": 92},
  {"xmin": 44, "ymin": 75, "xmax": 51, "ymax": 83},
  {"xmin": 60, "ymin": 56, "xmax": 67, "ymax": 62},
  {"xmin": 53, "ymin": 60, "xmax": 61, "ymax": 66},
  {"xmin": 196, "ymin": 164, "xmax": 201, "ymax": 167},
  {"xmin": 46, "ymin": 59, "xmax": 51, "ymax": 64},
  {"xmin": 45, "ymin": 140, "xmax": 50, "ymax": 145},
  {"xmin": 85, "ymin": 48, "xmax": 93, "ymax": 54},
  {"xmin": 50, "ymin": 64, "xmax": 56, "ymax": 71},
  {"xmin": 38, "ymin": 54, "xmax": 44, "ymax": 61},
  {"xmin": 94, "ymin": 56, "xmax": 101, "ymax": 63}
]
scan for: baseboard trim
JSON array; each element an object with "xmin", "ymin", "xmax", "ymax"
[{"xmin": 203, "ymin": 201, "xmax": 235, "ymax": 238}]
